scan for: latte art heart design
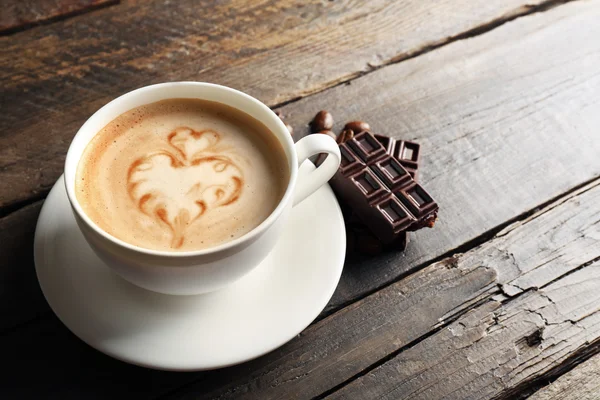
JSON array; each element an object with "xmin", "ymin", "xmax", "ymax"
[{"xmin": 127, "ymin": 127, "xmax": 244, "ymax": 248}]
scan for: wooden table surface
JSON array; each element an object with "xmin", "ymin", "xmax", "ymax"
[{"xmin": 2, "ymin": 0, "xmax": 600, "ymax": 398}]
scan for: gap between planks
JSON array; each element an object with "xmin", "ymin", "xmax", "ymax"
[{"xmin": 496, "ymin": 338, "xmax": 600, "ymax": 399}]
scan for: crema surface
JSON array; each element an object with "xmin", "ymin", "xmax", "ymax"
[{"xmin": 76, "ymin": 99, "xmax": 289, "ymax": 251}]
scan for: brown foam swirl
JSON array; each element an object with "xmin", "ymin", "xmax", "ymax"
[{"xmin": 127, "ymin": 127, "xmax": 244, "ymax": 248}]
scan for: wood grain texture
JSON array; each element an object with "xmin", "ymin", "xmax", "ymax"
[
  {"xmin": 529, "ymin": 353, "xmax": 600, "ymax": 400},
  {"xmin": 327, "ymin": 262, "xmax": 600, "ymax": 400},
  {"xmin": 0, "ymin": 0, "xmax": 553, "ymax": 209},
  {"xmin": 277, "ymin": 0, "xmax": 600, "ymax": 314},
  {"xmin": 0, "ymin": 0, "xmax": 116, "ymax": 34}
]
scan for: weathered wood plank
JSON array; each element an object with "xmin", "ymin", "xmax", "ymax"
[
  {"xmin": 528, "ymin": 353, "xmax": 600, "ymax": 400},
  {"xmin": 276, "ymin": 0, "xmax": 600, "ymax": 314},
  {"xmin": 0, "ymin": 0, "xmax": 116, "ymax": 34},
  {"xmin": 327, "ymin": 262, "xmax": 600, "ymax": 400},
  {"xmin": 0, "ymin": 0, "xmax": 555, "ymax": 209}
]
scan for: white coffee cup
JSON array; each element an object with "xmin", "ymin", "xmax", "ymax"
[{"xmin": 64, "ymin": 82, "xmax": 341, "ymax": 295}]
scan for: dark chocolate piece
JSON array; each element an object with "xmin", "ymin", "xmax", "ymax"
[{"xmin": 326, "ymin": 131, "xmax": 437, "ymax": 244}]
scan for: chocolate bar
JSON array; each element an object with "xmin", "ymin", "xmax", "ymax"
[
  {"xmin": 346, "ymin": 134, "xmax": 419, "ymax": 252},
  {"xmin": 326, "ymin": 131, "xmax": 437, "ymax": 245}
]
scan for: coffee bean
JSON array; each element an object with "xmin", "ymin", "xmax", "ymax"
[
  {"xmin": 285, "ymin": 123, "xmax": 294, "ymax": 135},
  {"xmin": 336, "ymin": 129, "xmax": 354, "ymax": 144},
  {"xmin": 319, "ymin": 130, "xmax": 336, "ymax": 140},
  {"xmin": 344, "ymin": 120, "xmax": 370, "ymax": 134},
  {"xmin": 311, "ymin": 110, "xmax": 334, "ymax": 133}
]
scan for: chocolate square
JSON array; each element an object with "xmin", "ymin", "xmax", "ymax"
[
  {"xmin": 395, "ymin": 183, "xmax": 437, "ymax": 219},
  {"xmin": 376, "ymin": 196, "xmax": 416, "ymax": 232},
  {"xmin": 339, "ymin": 143, "xmax": 364, "ymax": 176},
  {"xmin": 348, "ymin": 131, "xmax": 387, "ymax": 164},
  {"xmin": 350, "ymin": 169, "xmax": 389, "ymax": 203},
  {"xmin": 372, "ymin": 158, "xmax": 412, "ymax": 191}
]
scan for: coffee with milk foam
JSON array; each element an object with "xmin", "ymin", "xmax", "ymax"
[{"xmin": 76, "ymin": 99, "xmax": 289, "ymax": 251}]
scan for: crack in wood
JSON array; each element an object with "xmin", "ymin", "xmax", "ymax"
[
  {"xmin": 527, "ymin": 352, "xmax": 600, "ymax": 400},
  {"xmin": 317, "ymin": 259, "xmax": 600, "ymax": 400},
  {"xmin": 494, "ymin": 338, "xmax": 600, "ymax": 400},
  {"xmin": 537, "ymin": 254, "xmax": 600, "ymax": 291}
]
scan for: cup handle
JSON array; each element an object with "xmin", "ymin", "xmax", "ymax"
[{"xmin": 293, "ymin": 134, "xmax": 341, "ymax": 206}]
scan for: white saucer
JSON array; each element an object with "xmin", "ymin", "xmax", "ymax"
[{"xmin": 34, "ymin": 164, "xmax": 345, "ymax": 371}]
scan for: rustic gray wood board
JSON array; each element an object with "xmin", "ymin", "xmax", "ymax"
[
  {"xmin": 277, "ymin": 0, "xmax": 600, "ymax": 313},
  {"xmin": 0, "ymin": 0, "xmax": 555, "ymax": 209},
  {"xmin": 326, "ymin": 262, "xmax": 600, "ymax": 400},
  {"xmin": 528, "ymin": 353, "xmax": 600, "ymax": 400}
]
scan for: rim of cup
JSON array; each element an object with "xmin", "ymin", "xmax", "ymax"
[{"xmin": 64, "ymin": 82, "xmax": 299, "ymax": 258}]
